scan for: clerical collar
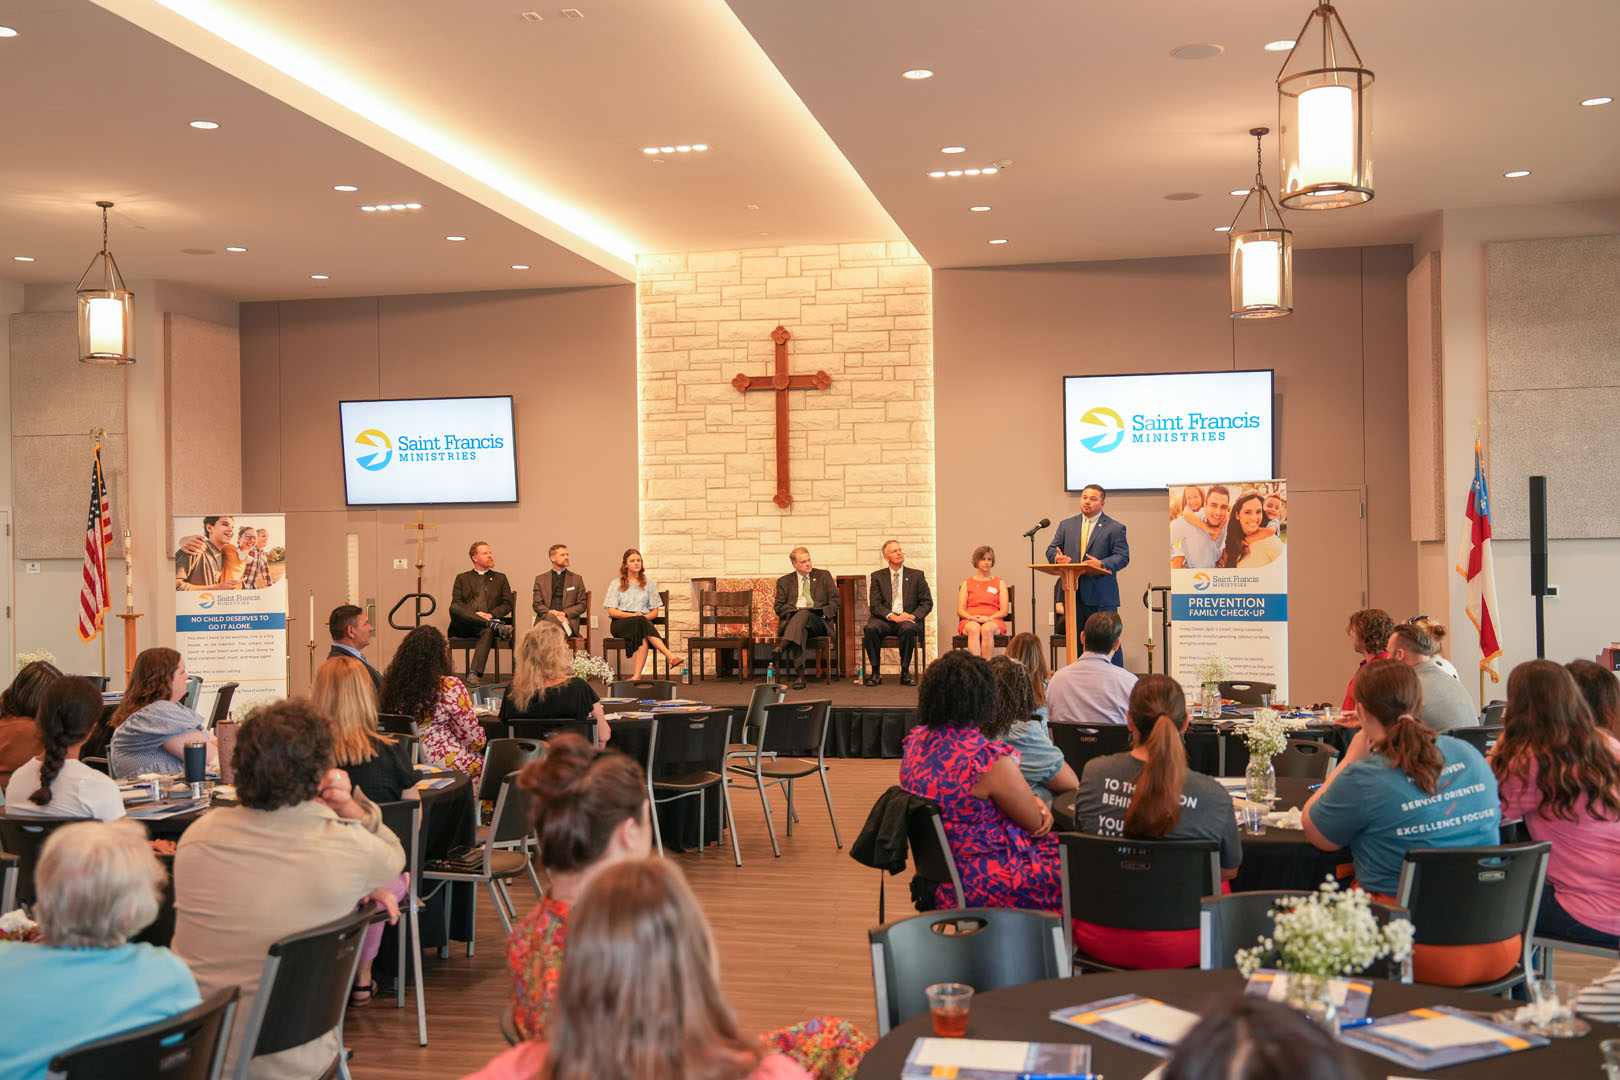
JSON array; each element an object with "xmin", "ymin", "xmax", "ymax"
[{"xmin": 475, "ymin": 568, "xmax": 490, "ymax": 576}]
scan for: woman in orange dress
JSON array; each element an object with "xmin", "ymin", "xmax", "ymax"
[{"xmin": 957, "ymin": 545, "xmax": 1010, "ymax": 660}]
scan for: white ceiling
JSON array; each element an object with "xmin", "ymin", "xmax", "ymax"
[{"xmin": 2, "ymin": 0, "xmax": 1617, "ymax": 303}]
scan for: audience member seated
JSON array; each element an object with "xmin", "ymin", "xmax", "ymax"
[
  {"xmin": 313, "ymin": 656, "xmax": 416, "ymax": 805},
  {"xmin": 173, "ymin": 700, "xmax": 405, "ymax": 1079},
  {"xmin": 1304, "ymin": 659, "xmax": 1505, "ymax": 986},
  {"xmin": 1046, "ymin": 612, "xmax": 1137, "ymax": 726},
  {"xmin": 1071, "ymin": 674, "xmax": 1240, "ymax": 968},
  {"xmin": 471, "ymin": 858, "xmax": 866, "ymax": 1080},
  {"xmin": 898, "ymin": 651, "xmax": 1060, "ymax": 912},
  {"xmin": 955, "ymin": 545, "xmax": 1009, "ymax": 660},
  {"xmin": 508, "ymin": 734, "xmax": 652, "ymax": 1041},
  {"xmin": 1339, "ymin": 608, "xmax": 1393, "ymax": 713},
  {"xmin": 0, "ymin": 660, "xmax": 60, "ymax": 789},
  {"xmin": 499, "ymin": 623, "xmax": 611, "ymax": 745},
  {"xmin": 1409, "ymin": 616, "xmax": 1460, "ymax": 679},
  {"xmin": 107, "ymin": 647, "xmax": 215, "ymax": 779},
  {"xmin": 5, "ymin": 677, "xmax": 125, "ymax": 820},
  {"xmin": 380, "ymin": 625, "xmax": 486, "ymax": 779},
  {"xmin": 1003, "ymin": 632, "xmax": 1050, "ymax": 726},
  {"xmin": 1162, "ymin": 996, "xmax": 1355, "ymax": 1080},
  {"xmin": 1493, "ymin": 659, "xmax": 1620, "ymax": 950},
  {"xmin": 603, "ymin": 547, "xmax": 685, "ymax": 679},
  {"xmin": 0, "ymin": 820, "xmax": 200, "ymax": 1080},
  {"xmin": 1568, "ymin": 658, "xmax": 1620, "ymax": 740},
  {"xmin": 1387, "ymin": 622, "xmax": 1477, "ymax": 731},
  {"xmin": 986, "ymin": 657, "xmax": 1076, "ymax": 805}
]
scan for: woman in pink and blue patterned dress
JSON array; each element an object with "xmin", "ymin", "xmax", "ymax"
[
  {"xmin": 379, "ymin": 625, "xmax": 486, "ymax": 779},
  {"xmin": 899, "ymin": 650, "xmax": 1061, "ymax": 911}
]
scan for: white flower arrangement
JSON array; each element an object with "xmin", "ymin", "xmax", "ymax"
[
  {"xmin": 569, "ymin": 651, "xmax": 615, "ymax": 685},
  {"xmin": 1236, "ymin": 878, "xmax": 1414, "ymax": 979},
  {"xmin": 1194, "ymin": 653, "xmax": 1233, "ymax": 685},
  {"xmin": 1243, "ymin": 709, "xmax": 1290, "ymax": 760},
  {"xmin": 16, "ymin": 648, "xmax": 57, "ymax": 673},
  {"xmin": 0, "ymin": 908, "xmax": 39, "ymax": 942}
]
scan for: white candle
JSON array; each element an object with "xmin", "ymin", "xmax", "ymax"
[
  {"xmin": 1146, "ymin": 608, "xmax": 1153, "ymax": 645},
  {"xmin": 308, "ymin": 591, "xmax": 315, "ymax": 644},
  {"xmin": 124, "ymin": 528, "xmax": 134, "ymax": 610}
]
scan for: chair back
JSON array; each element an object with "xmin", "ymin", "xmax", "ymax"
[
  {"xmin": 376, "ymin": 799, "xmax": 421, "ymax": 890},
  {"xmin": 1060, "ymin": 832, "xmax": 1220, "ymax": 936},
  {"xmin": 478, "ymin": 738, "xmax": 545, "ymax": 803},
  {"xmin": 47, "ymin": 986, "xmax": 239, "ymax": 1080},
  {"xmin": 506, "ymin": 719, "xmax": 595, "ymax": 746},
  {"xmin": 1048, "ymin": 723, "xmax": 1133, "ymax": 776},
  {"xmin": 182, "ymin": 675, "xmax": 204, "ymax": 712},
  {"xmin": 377, "ymin": 712, "xmax": 419, "ymax": 737},
  {"xmin": 1396, "ymin": 842, "xmax": 1550, "ymax": 949},
  {"xmin": 1272, "ymin": 739, "xmax": 1339, "ymax": 780},
  {"xmin": 470, "ymin": 685, "xmax": 508, "ymax": 710},
  {"xmin": 868, "ymin": 908, "xmax": 1069, "ymax": 1036},
  {"xmin": 238, "ymin": 906, "xmax": 379, "ymax": 1071},
  {"xmin": 1480, "ymin": 702, "xmax": 1506, "ymax": 726},
  {"xmin": 0, "ymin": 814, "xmax": 81, "ymax": 909},
  {"xmin": 648, "ymin": 710, "xmax": 731, "ymax": 784},
  {"xmin": 80, "ymin": 756, "xmax": 110, "ymax": 775},
  {"xmin": 1219, "ymin": 680, "xmax": 1276, "ymax": 706},
  {"xmin": 740, "ymin": 682, "xmax": 788, "ymax": 743},
  {"xmin": 758, "ymin": 700, "xmax": 832, "ymax": 760},
  {"xmin": 1200, "ymin": 890, "xmax": 1410, "ymax": 979},
  {"xmin": 1451, "ymin": 726, "xmax": 1504, "ymax": 754},
  {"xmin": 611, "ymin": 680, "xmax": 677, "ymax": 701},
  {"xmin": 488, "ymin": 774, "xmax": 537, "ymax": 850},
  {"xmin": 907, "ymin": 805, "xmax": 965, "ymax": 911},
  {"xmin": 700, "ymin": 589, "xmax": 754, "ymax": 638},
  {"xmin": 206, "ymin": 683, "xmax": 239, "ymax": 730}
]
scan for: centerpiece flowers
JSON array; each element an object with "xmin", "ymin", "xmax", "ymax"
[
  {"xmin": 1242, "ymin": 708, "xmax": 1289, "ymax": 802},
  {"xmin": 1194, "ymin": 654, "xmax": 1233, "ymax": 719},
  {"xmin": 569, "ymin": 651, "xmax": 615, "ymax": 686}
]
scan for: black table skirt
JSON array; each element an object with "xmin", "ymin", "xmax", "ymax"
[{"xmin": 856, "ymin": 969, "xmax": 1620, "ymax": 1079}]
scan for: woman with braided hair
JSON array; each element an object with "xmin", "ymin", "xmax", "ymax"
[{"xmin": 4, "ymin": 676, "xmax": 124, "ymax": 819}]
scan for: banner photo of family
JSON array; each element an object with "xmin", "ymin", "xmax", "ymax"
[
  {"xmin": 172, "ymin": 514, "xmax": 289, "ymax": 719},
  {"xmin": 1167, "ymin": 480, "xmax": 1290, "ymax": 701}
]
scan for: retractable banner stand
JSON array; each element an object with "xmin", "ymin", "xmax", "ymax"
[
  {"xmin": 1167, "ymin": 481, "xmax": 1289, "ymax": 700},
  {"xmin": 172, "ymin": 514, "xmax": 288, "ymax": 719}
]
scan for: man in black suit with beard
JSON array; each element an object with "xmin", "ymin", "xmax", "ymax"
[
  {"xmin": 449, "ymin": 539, "xmax": 515, "ymax": 686},
  {"xmin": 862, "ymin": 540, "xmax": 932, "ymax": 686}
]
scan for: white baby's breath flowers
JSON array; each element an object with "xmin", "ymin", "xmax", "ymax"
[
  {"xmin": 1235, "ymin": 878, "xmax": 1414, "ymax": 979},
  {"xmin": 569, "ymin": 652, "xmax": 616, "ymax": 684},
  {"xmin": 15, "ymin": 648, "xmax": 56, "ymax": 673},
  {"xmin": 1195, "ymin": 653, "xmax": 1234, "ymax": 685},
  {"xmin": 1243, "ymin": 709, "xmax": 1290, "ymax": 760}
]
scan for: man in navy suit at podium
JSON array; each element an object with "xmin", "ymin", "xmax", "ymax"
[{"xmin": 1046, "ymin": 483, "xmax": 1131, "ymax": 667}]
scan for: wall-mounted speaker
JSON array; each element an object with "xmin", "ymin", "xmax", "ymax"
[{"xmin": 1529, "ymin": 475, "xmax": 1548, "ymax": 597}]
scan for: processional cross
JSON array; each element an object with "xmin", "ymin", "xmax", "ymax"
[{"xmin": 731, "ymin": 325, "xmax": 831, "ymax": 508}]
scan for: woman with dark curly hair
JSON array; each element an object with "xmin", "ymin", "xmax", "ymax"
[
  {"xmin": 0, "ymin": 658, "xmax": 60, "ymax": 788},
  {"xmin": 898, "ymin": 650, "xmax": 1060, "ymax": 912},
  {"xmin": 174, "ymin": 699, "xmax": 404, "ymax": 1079},
  {"xmin": 4, "ymin": 676, "xmax": 123, "ymax": 819},
  {"xmin": 1340, "ymin": 608, "xmax": 1394, "ymax": 712},
  {"xmin": 379, "ymin": 624, "xmax": 486, "ymax": 778},
  {"xmin": 106, "ymin": 647, "xmax": 214, "ymax": 778}
]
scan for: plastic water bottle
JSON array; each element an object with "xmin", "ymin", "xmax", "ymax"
[
  {"xmin": 854, "ymin": 654, "xmax": 865, "ymax": 686},
  {"xmin": 766, "ymin": 661, "xmax": 776, "ymax": 685}
]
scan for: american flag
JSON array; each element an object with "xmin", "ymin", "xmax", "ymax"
[
  {"xmin": 1455, "ymin": 438, "xmax": 1502, "ymax": 682},
  {"xmin": 77, "ymin": 443, "xmax": 113, "ymax": 642}
]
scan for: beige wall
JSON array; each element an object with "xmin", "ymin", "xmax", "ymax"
[
  {"xmin": 240, "ymin": 285, "xmax": 637, "ymax": 694},
  {"xmin": 935, "ymin": 245, "xmax": 1418, "ymax": 706}
]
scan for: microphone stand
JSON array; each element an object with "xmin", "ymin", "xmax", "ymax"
[{"xmin": 1027, "ymin": 525, "xmax": 1048, "ymax": 635}]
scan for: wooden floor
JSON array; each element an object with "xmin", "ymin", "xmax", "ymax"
[
  {"xmin": 346, "ymin": 757, "xmax": 899, "ymax": 1079},
  {"xmin": 345, "ymin": 755, "xmax": 1615, "ymax": 1078}
]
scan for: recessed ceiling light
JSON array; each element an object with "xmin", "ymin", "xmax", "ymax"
[
  {"xmin": 969, "ymin": 205, "xmax": 991, "ymax": 212},
  {"xmin": 676, "ymin": 145, "xmax": 691, "ymax": 152},
  {"xmin": 333, "ymin": 184, "xmax": 358, "ymax": 192},
  {"xmin": 988, "ymin": 238, "xmax": 1008, "ymax": 245},
  {"xmin": 405, "ymin": 202, "xmax": 422, "ymax": 209},
  {"xmin": 189, "ymin": 120, "xmax": 219, "ymax": 129},
  {"xmin": 941, "ymin": 146, "xmax": 966, "ymax": 154},
  {"xmin": 445, "ymin": 235, "xmax": 467, "ymax": 241},
  {"xmin": 660, "ymin": 146, "xmax": 675, "ymax": 153},
  {"xmin": 0, "ymin": 26, "xmax": 18, "ymax": 37},
  {"xmin": 928, "ymin": 171, "xmax": 946, "ymax": 178},
  {"xmin": 390, "ymin": 203, "xmax": 407, "ymax": 210},
  {"xmin": 982, "ymin": 167, "xmax": 999, "ymax": 174},
  {"xmin": 1163, "ymin": 192, "xmax": 1201, "ymax": 201},
  {"xmin": 642, "ymin": 147, "xmax": 658, "ymax": 154},
  {"xmin": 310, "ymin": 274, "xmax": 329, "ymax": 280},
  {"xmin": 225, "ymin": 246, "xmax": 247, "ymax": 252},
  {"xmin": 360, "ymin": 205, "xmax": 377, "ymax": 212},
  {"xmin": 1230, "ymin": 188, "xmax": 1251, "ymax": 196},
  {"xmin": 964, "ymin": 168, "xmax": 981, "ymax": 176},
  {"xmin": 511, "ymin": 264, "xmax": 530, "ymax": 270},
  {"xmin": 692, "ymin": 143, "xmax": 709, "ymax": 151},
  {"xmin": 1263, "ymin": 39, "xmax": 1296, "ymax": 52},
  {"xmin": 758, "ymin": 231, "xmax": 771, "ymax": 236},
  {"xmin": 947, "ymin": 170, "xmax": 963, "ymax": 176},
  {"xmin": 901, "ymin": 68, "xmax": 933, "ymax": 80},
  {"xmin": 1503, "ymin": 170, "xmax": 1531, "ymax": 178},
  {"xmin": 1170, "ymin": 43, "xmax": 1224, "ymax": 60},
  {"xmin": 1580, "ymin": 96, "xmax": 1613, "ymax": 107},
  {"xmin": 744, "ymin": 203, "xmax": 761, "ymax": 211},
  {"xmin": 12, "ymin": 255, "xmax": 34, "ymax": 262},
  {"xmin": 1213, "ymin": 225, "xmax": 1232, "ymax": 232}
]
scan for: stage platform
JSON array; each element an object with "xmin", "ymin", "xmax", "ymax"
[{"xmin": 660, "ymin": 672, "xmax": 914, "ymax": 758}]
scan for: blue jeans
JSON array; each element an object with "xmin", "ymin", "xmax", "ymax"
[{"xmin": 1536, "ymin": 880, "xmax": 1620, "ymax": 948}]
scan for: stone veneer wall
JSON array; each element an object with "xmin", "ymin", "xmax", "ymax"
[{"xmin": 636, "ymin": 242, "xmax": 937, "ymax": 658}]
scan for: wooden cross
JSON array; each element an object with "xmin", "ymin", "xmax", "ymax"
[{"xmin": 731, "ymin": 325, "xmax": 831, "ymax": 508}]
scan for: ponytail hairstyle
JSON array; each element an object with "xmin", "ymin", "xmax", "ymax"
[
  {"xmin": 1123, "ymin": 675, "xmax": 1190, "ymax": 838},
  {"xmin": 1352, "ymin": 659, "xmax": 1444, "ymax": 795},
  {"xmin": 516, "ymin": 734, "xmax": 648, "ymax": 872},
  {"xmin": 1493, "ymin": 659, "xmax": 1620, "ymax": 823},
  {"xmin": 1, "ymin": 660, "xmax": 63, "ymax": 719},
  {"xmin": 31, "ymin": 677, "xmax": 105, "ymax": 806},
  {"xmin": 111, "ymin": 648, "xmax": 182, "ymax": 727}
]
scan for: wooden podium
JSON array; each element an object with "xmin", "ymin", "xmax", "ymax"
[{"xmin": 1031, "ymin": 562, "xmax": 1113, "ymax": 667}]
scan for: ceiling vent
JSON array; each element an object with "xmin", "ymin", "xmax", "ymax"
[
  {"xmin": 560, "ymin": 8, "xmax": 584, "ymax": 18},
  {"xmin": 520, "ymin": 11, "xmax": 543, "ymax": 21}
]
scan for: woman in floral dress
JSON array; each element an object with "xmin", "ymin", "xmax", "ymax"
[{"xmin": 379, "ymin": 625, "xmax": 486, "ymax": 778}]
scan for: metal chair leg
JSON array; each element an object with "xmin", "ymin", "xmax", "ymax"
[
  {"xmin": 698, "ymin": 788, "xmax": 706, "ymax": 852},
  {"xmin": 649, "ymin": 785, "xmax": 666, "ymax": 857},
  {"xmin": 721, "ymin": 778, "xmax": 742, "ymax": 867},
  {"xmin": 820, "ymin": 764, "xmax": 843, "ymax": 848},
  {"xmin": 408, "ymin": 889, "xmax": 428, "ymax": 1045},
  {"xmin": 785, "ymin": 777, "xmax": 796, "ymax": 836},
  {"xmin": 757, "ymin": 772, "xmax": 780, "ymax": 858}
]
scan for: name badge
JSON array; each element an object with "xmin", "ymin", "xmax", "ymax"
[
  {"xmin": 987, "ymin": 585, "xmax": 998, "ymax": 595},
  {"xmin": 565, "ymin": 586, "xmax": 575, "ymax": 592}
]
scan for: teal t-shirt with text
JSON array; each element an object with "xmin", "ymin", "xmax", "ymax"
[{"xmin": 1308, "ymin": 735, "xmax": 1500, "ymax": 894}]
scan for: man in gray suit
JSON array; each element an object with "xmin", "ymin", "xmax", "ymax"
[
  {"xmin": 533, "ymin": 543, "xmax": 587, "ymax": 639},
  {"xmin": 772, "ymin": 546, "xmax": 839, "ymax": 690}
]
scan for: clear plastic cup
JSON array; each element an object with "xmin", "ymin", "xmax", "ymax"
[
  {"xmin": 1528, "ymin": 979, "xmax": 1578, "ymax": 1036},
  {"xmin": 1241, "ymin": 803, "xmax": 1266, "ymax": 835},
  {"xmin": 1600, "ymin": 1037, "xmax": 1620, "ymax": 1079},
  {"xmin": 926, "ymin": 982, "xmax": 973, "ymax": 1037}
]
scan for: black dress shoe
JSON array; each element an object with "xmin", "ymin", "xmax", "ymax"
[
  {"xmin": 900, "ymin": 672, "xmax": 917, "ymax": 686},
  {"xmin": 791, "ymin": 676, "xmax": 807, "ymax": 690},
  {"xmin": 863, "ymin": 674, "xmax": 882, "ymax": 687}
]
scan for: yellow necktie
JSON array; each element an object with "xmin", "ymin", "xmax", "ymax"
[{"xmin": 1080, "ymin": 516, "xmax": 1093, "ymax": 558}]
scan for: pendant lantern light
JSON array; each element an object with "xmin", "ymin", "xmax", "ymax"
[
  {"xmin": 76, "ymin": 201, "xmax": 136, "ymax": 365},
  {"xmin": 1228, "ymin": 128, "xmax": 1293, "ymax": 319},
  {"xmin": 1276, "ymin": 3, "xmax": 1374, "ymax": 209}
]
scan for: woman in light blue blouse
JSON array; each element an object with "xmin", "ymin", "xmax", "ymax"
[
  {"xmin": 107, "ymin": 647, "xmax": 215, "ymax": 778},
  {"xmin": 603, "ymin": 549, "xmax": 684, "ymax": 679}
]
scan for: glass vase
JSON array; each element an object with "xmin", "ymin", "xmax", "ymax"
[
  {"xmin": 1246, "ymin": 759, "xmax": 1276, "ymax": 803},
  {"xmin": 1202, "ymin": 681, "xmax": 1223, "ymax": 719},
  {"xmin": 1283, "ymin": 972, "xmax": 1340, "ymax": 1036}
]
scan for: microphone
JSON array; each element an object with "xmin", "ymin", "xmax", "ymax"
[{"xmin": 1022, "ymin": 518, "xmax": 1051, "ymax": 538}]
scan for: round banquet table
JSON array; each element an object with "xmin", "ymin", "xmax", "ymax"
[{"xmin": 854, "ymin": 969, "xmax": 1620, "ymax": 1079}]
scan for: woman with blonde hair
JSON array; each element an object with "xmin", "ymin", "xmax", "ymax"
[
  {"xmin": 956, "ymin": 545, "xmax": 1009, "ymax": 660},
  {"xmin": 312, "ymin": 656, "xmax": 414, "ymax": 805},
  {"xmin": 500, "ymin": 622, "xmax": 611, "ymax": 745},
  {"xmin": 1004, "ymin": 632, "xmax": 1051, "ymax": 723}
]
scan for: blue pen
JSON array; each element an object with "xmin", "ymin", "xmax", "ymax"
[
  {"xmin": 1016, "ymin": 1074, "xmax": 1099, "ymax": 1080},
  {"xmin": 1129, "ymin": 1030, "xmax": 1176, "ymax": 1049},
  {"xmin": 1308, "ymin": 783, "xmax": 1323, "ymax": 791},
  {"xmin": 1339, "ymin": 1017, "xmax": 1376, "ymax": 1030}
]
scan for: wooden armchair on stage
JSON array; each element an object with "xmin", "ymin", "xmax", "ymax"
[
  {"xmin": 533, "ymin": 589, "xmax": 592, "ymax": 654},
  {"xmin": 602, "ymin": 589, "xmax": 671, "ymax": 679},
  {"xmin": 688, "ymin": 589, "xmax": 754, "ymax": 682},
  {"xmin": 690, "ymin": 575, "xmax": 855, "ymax": 682}
]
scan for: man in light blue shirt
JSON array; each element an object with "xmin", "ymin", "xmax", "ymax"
[
  {"xmin": 1046, "ymin": 612, "xmax": 1138, "ymax": 725},
  {"xmin": 1170, "ymin": 484, "xmax": 1230, "ymax": 570}
]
